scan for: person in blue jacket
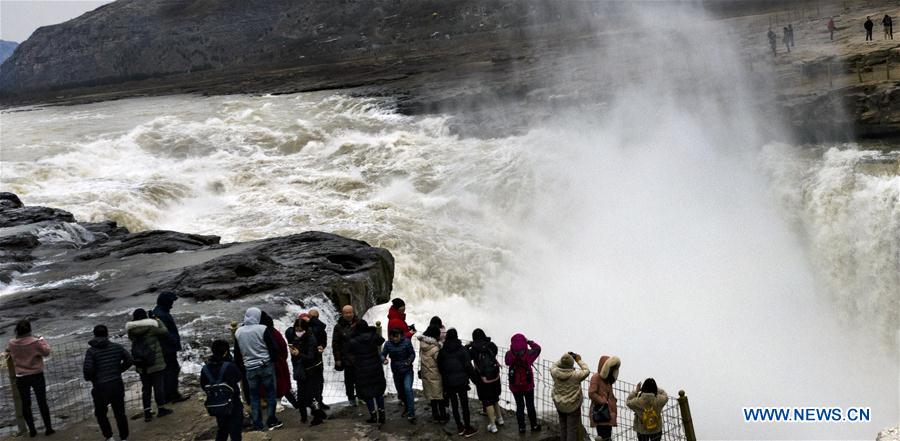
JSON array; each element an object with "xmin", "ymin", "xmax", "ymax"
[{"xmin": 381, "ymin": 328, "xmax": 416, "ymax": 423}]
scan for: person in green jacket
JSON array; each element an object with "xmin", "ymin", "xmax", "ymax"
[
  {"xmin": 626, "ymin": 378, "xmax": 668, "ymax": 441},
  {"xmin": 551, "ymin": 352, "xmax": 591, "ymax": 441},
  {"xmin": 126, "ymin": 308, "xmax": 173, "ymax": 422}
]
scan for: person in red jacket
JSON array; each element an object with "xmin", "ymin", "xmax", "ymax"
[
  {"xmin": 504, "ymin": 333, "xmax": 541, "ymax": 433},
  {"xmin": 589, "ymin": 355, "xmax": 621, "ymax": 441},
  {"xmin": 386, "ymin": 298, "xmax": 416, "ymax": 338},
  {"xmin": 5, "ymin": 320, "xmax": 54, "ymax": 437},
  {"xmin": 259, "ymin": 311, "xmax": 295, "ymax": 410}
]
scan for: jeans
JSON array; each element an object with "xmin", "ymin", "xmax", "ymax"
[
  {"xmin": 392, "ymin": 369, "xmax": 414, "ymax": 417},
  {"xmin": 343, "ymin": 365, "xmax": 357, "ymax": 401},
  {"xmin": 215, "ymin": 404, "xmax": 243, "ymax": 441},
  {"xmin": 162, "ymin": 350, "xmax": 181, "ymax": 401},
  {"xmin": 513, "ymin": 390, "xmax": 537, "ymax": 429},
  {"xmin": 91, "ymin": 380, "xmax": 128, "ymax": 440},
  {"xmin": 139, "ymin": 371, "xmax": 166, "ymax": 410},
  {"xmin": 558, "ymin": 409, "xmax": 580, "ymax": 441},
  {"xmin": 246, "ymin": 364, "xmax": 277, "ymax": 429},
  {"xmin": 447, "ymin": 390, "xmax": 470, "ymax": 427},
  {"xmin": 638, "ymin": 433, "xmax": 663, "ymax": 441},
  {"xmin": 16, "ymin": 372, "xmax": 52, "ymax": 432},
  {"xmin": 364, "ymin": 395, "xmax": 385, "ymax": 413}
]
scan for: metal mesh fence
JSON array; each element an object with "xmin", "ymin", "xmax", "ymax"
[{"xmin": 2, "ymin": 333, "xmax": 689, "ymax": 441}]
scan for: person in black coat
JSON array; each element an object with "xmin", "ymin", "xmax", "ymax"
[
  {"xmin": 83, "ymin": 325, "xmax": 133, "ymax": 441},
  {"xmin": 865, "ymin": 16, "xmax": 874, "ymax": 41},
  {"xmin": 438, "ymin": 329, "xmax": 478, "ymax": 437},
  {"xmin": 347, "ymin": 324, "xmax": 386, "ymax": 424},
  {"xmin": 151, "ymin": 291, "xmax": 185, "ymax": 403},
  {"xmin": 466, "ymin": 328, "xmax": 504, "ymax": 432},
  {"xmin": 306, "ymin": 309, "xmax": 329, "ymax": 409},
  {"xmin": 201, "ymin": 340, "xmax": 243, "ymax": 441},
  {"xmin": 285, "ymin": 317, "xmax": 326, "ymax": 426}
]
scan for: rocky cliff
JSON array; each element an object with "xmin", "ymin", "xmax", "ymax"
[{"xmin": 0, "ymin": 40, "xmax": 17, "ymax": 65}]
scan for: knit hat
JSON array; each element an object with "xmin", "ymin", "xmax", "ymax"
[
  {"xmin": 391, "ymin": 298, "xmax": 405, "ymax": 309},
  {"xmin": 559, "ymin": 353, "xmax": 575, "ymax": 369}
]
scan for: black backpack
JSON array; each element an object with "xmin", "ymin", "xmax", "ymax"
[
  {"xmin": 202, "ymin": 362, "xmax": 235, "ymax": 417},
  {"xmin": 131, "ymin": 336, "xmax": 155, "ymax": 370},
  {"xmin": 475, "ymin": 346, "xmax": 500, "ymax": 383}
]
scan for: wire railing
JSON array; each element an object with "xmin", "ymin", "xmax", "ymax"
[{"xmin": 2, "ymin": 330, "xmax": 693, "ymax": 441}]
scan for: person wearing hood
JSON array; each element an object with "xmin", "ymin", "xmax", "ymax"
[
  {"xmin": 126, "ymin": 308, "xmax": 173, "ymax": 422},
  {"xmin": 626, "ymin": 378, "xmax": 668, "ymax": 441},
  {"xmin": 151, "ymin": 291, "xmax": 185, "ymax": 403},
  {"xmin": 382, "ymin": 327, "xmax": 416, "ymax": 423},
  {"xmin": 589, "ymin": 355, "xmax": 621, "ymax": 441},
  {"xmin": 348, "ymin": 324, "xmax": 387, "ymax": 424},
  {"xmin": 551, "ymin": 352, "xmax": 591, "ymax": 441},
  {"xmin": 201, "ymin": 340, "xmax": 244, "ymax": 441},
  {"xmin": 504, "ymin": 333, "xmax": 541, "ymax": 433},
  {"xmin": 234, "ymin": 307, "xmax": 284, "ymax": 431},
  {"xmin": 5, "ymin": 319, "xmax": 54, "ymax": 437},
  {"xmin": 258, "ymin": 311, "xmax": 295, "ymax": 411},
  {"xmin": 438, "ymin": 329, "xmax": 478, "ymax": 437},
  {"xmin": 83, "ymin": 325, "xmax": 133, "ymax": 441},
  {"xmin": 332, "ymin": 305, "xmax": 366, "ymax": 405},
  {"xmin": 466, "ymin": 328, "xmax": 504, "ymax": 433},
  {"xmin": 386, "ymin": 298, "xmax": 415, "ymax": 338},
  {"xmin": 417, "ymin": 322, "xmax": 448, "ymax": 423},
  {"xmin": 306, "ymin": 309, "xmax": 329, "ymax": 409},
  {"xmin": 286, "ymin": 313, "xmax": 327, "ymax": 426}
]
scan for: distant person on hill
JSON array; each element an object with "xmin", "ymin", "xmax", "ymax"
[
  {"xmin": 387, "ymin": 298, "xmax": 416, "ymax": 338},
  {"xmin": 151, "ymin": 291, "xmax": 185, "ymax": 403},
  {"xmin": 626, "ymin": 378, "xmax": 668, "ymax": 441},
  {"xmin": 589, "ymin": 355, "xmax": 621, "ymax": 441},
  {"xmin": 126, "ymin": 308, "xmax": 173, "ymax": 422},
  {"xmin": 767, "ymin": 28, "xmax": 777, "ymax": 56},
  {"xmin": 417, "ymin": 322, "xmax": 449, "ymax": 423},
  {"xmin": 5, "ymin": 319, "xmax": 54, "ymax": 437},
  {"xmin": 200, "ymin": 340, "xmax": 243, "ymax": 441},
  {"xmin": 865, "ymin": 16, "xmax": 874, "ymax": 41},
  {"xmin": 332, "ymin": 305, "xmax": 366, "ymax": 405},
  {"xmin": 884, "ymin": 15, "xmax": 893, "ymax": 40},
  {"xmin": 438, "ymin": 329, "xmax": 478, "ymax": 437},
  {"xmin": 828, "ymin": 18, "xmax": 836, "ymax": 41},
  {"xmin": 788, "ymin": 23, "xmax": 795, "ymax": 47},
  {"xmin": 382, "ymin": 328, "xmax": 417, "ymax": 423},
  {"xmin": 551, "ymin": 352, "xmax": 591, "ymax": 441},
  {"xmin": 783, "ymin": 27, "xmax": 791, "ymax": 53},
  {"xmin": 466, "ymin": 329, "xmax": 504, "ymax": 433},
  {"xmin": 505, "ymin": 333, "xmax": 542, "ymax": 434},
  {"xmin": 83, "ymin": 325, "xmax": 132, "ymax": 441},
  {"xmin": 348, "ymin": 324, "xmax": 387, "ymax": 424}
]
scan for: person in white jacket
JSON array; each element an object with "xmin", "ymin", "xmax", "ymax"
[
  {"xmin": 550, "ymin": 352, "xmax": 591, "ymax": 441},
  {"xmin": 626, "ymin": 378, "xmax": 668, "ymax": 441}
]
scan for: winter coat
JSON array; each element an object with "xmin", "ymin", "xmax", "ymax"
[
  {"xmin": 386, "ymin": 307, "xmax": 414, "ymax": 338},
  {"xmin": 234, "ymin": 308, "xmax": 278, "ymax": 371},
  {"xmin": 467, "ymin": 338, "xmax": 502, "ymax": 404},
  {"xmin": 589, "ymin": 355, "xmax": 620, "ymax": 427},
  {"xmin": 83, "ymin": 337, "xmax": 133, "ymax": 385},
  {"xmin": 865, "ymin": 19, "xmax": 874, "ymax": 31},
  {"xmin": 347, "ymin": 326, "xmax": 386, "ymax": 400},
  {"xmin": 126, "ymin": 318, "xmax": 168, "ymax": 375},
  {"xmin": 437, "ymin": 338, "xmax": 473, "ymax": 392},
  {"xmin": 285, "ymin": 328, "xmax": 321, "ymax": 381},
  {"xmin": 267, "ymin": 328, "xmax": 291, "ymax": 399},
  {"xmin": 332, "ymin": 315, "xmax": 366, "ymax": 367},
  {"xmin": 551, "ymin": 358, "xmax": 591, "ymax": 413},
  {"xmin": 504, "ymin": 334, "xmax": 541, "ymax": 393},
  {"xmin": 308, "ymin": 317, "xmax": 327, "ymax": 349},
  {"xmin": 626, "ymin": 388, "xmax": 668, "ymax": 435},
  {"xmin": 417, "ymin": 335, "xmax": 443, "ymax": 400},
  {"xmin": 152, "ymin": 292, "xmax": 181, "ymax": 353},
  {"xmin": 6, "ymin": 335, "xmax": 51, "ymax": 376},
  {"xmin": 381, "ymin": 337, "xmax": 415, "ymax": 374}
]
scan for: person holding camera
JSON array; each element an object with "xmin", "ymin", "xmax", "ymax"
[
  {"xmin": 387, "ymin": 298, "xmax": 416, "ymax": 338},
  {"xmin": 589, "ymin": 355, "xmax": 621, "ymax": 441},
  {"xmin": 626, "ymin": 378, "xmax": 668, "ymax": 441},
  {"xmin": 551, "ymin": 351, "xmax": 591, "ymax": 441},
  {"xmin": 504, "ymin": 333, "xmax": 542, "ymax": 433},
  {"xmin": 5, "ymin": 319, "xmax": 54, "ymax": 437}
]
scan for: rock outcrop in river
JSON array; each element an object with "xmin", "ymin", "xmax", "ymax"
[{"xmin": 0, "ymin": 192, "xmax": 394, "ymax": 338}]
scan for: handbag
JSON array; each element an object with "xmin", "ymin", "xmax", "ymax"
[{"xmin": 592, "ymin": 402, "xmax": 611, "ymax": 423}]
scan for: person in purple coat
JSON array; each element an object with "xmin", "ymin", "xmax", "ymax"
[{"xmin": 504, "ymin": 333, "xmax": 541, "ymax": 433}]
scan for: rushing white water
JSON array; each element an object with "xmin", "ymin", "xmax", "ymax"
[{"xmin": 2, "ymin": 7, "xmax": 898, "ymax": 441}]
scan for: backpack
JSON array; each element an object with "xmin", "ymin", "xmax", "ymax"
[
  {"xmin": 202, "ymin": 362, "xmax": 235, "ymax": 417},
  {"xmin": 131, "ymin": 336, "xmax": 156, "ymax": 370},
  {"xmin": 507, "ymin": 353, "xmax": 532, "ymax": 387},
  {"xmin": 640, "ymin": 403, "xmax": 660, "ymax": 432},
  {"xmin": 475, "ymin": 347, "xmax": 500, "ymax": 383}
]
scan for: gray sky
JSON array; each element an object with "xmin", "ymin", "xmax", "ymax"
[{"xmin": 1, "ymin": 0, "xmax": 112, "ymax": 42}]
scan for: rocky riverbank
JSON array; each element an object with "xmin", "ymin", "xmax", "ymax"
[{"xmin": 0, "ymin": 192, "xmax": 394, "ymax": 343}]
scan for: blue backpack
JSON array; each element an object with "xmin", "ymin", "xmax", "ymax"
[{"xmin": 202, "ymin": 362, "xmax": 235, "ymax": 417}]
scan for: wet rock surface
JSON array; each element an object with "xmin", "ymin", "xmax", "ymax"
[{"xmin": 0, "ymin": 193, "xmax": 394, "ymax": 342}]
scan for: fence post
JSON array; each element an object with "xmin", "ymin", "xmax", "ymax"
[
  {"xmin": 678, "ymin": 390, "xmax": 697, "ymax": 441},
  {"xmin": 3, "ymin": 353, "xmax": 29, "ymax": 436}
]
